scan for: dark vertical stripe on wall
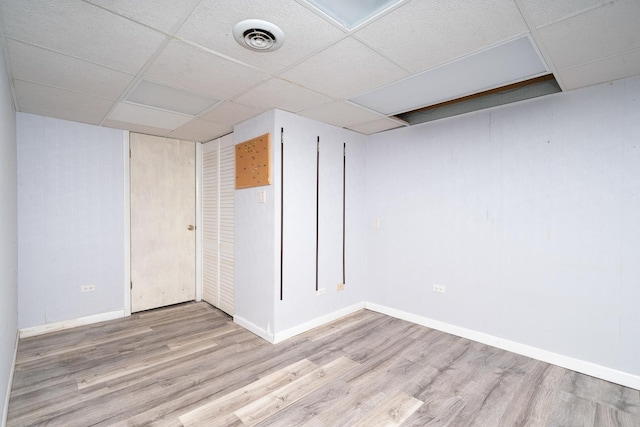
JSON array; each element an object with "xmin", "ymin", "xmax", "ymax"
[
  {"xmin": 316, "ymin": 136, "xmax": 320, "ymax": 292},
  {"xmin": 280, "ymin": 127, "xmax": 284, "ymax": 301},
  {"xmin": 342, "ymin": 142, "xmax": 346, "ymax": 285}
]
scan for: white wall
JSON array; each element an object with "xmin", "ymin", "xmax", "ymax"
[
  {"xmin": 234, "ymin": 110, "xmax": 277, "ymax": 338},
  {"xmin": 273, "ymin": 110, "xmax": 367, "ymax": 337},
  {"xmin": 234, "ymin": 110, "xmax": 368, "ymax": 341},
  {"xmin": 0, "ymin": 32, "xmax": 18, "ymax": 424},
  {"xmin": 365, "ymin": 76, "xmax": 640, "ymax": 382},
  {"xmin": 17, "ymin": 113, "xmax": 126, "ymax": 328}
]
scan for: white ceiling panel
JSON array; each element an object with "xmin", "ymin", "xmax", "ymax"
[
  {"xmin": 13, "ymin": 80, "xmax": 114, "ymax": 125},
  {"xmin": 280, "ymin": 37, "xmax": 408, "ymax": 99},
  {"xmin": 7, "ymin": 39, "xmax": 134, "ymax": 100},
  {"xmin": 176, "ymin": 0, "xmax": 346, "ymax": 74},
  {"xmin": 299, "ymin": 101, "xmax": 384, "ymax": 128},
  {"xmin": 351, "ymin": 36, "xmax": 548, "ymax": 116},
  {"xmin": 86, "ymin": 0, "xmax": 200, "ymax": 33},
  {"xmin": 108, "ymin": 102, "xmax": 193, "ymax": 130},
  {"xmin": 166, "ymin": 119, "xmax": 232, "ymax": 142},
  {"xmin": 143, "ymin": 40, "xmax": 270, "ymax": 101},
  {"xmin": 519, "ymin": 0, "xmax": 612, "ymax": 28},
  {"xmin": 347, "ymin": 117, "xmax": 406, "ymax": 134},
  {"xmin": 102, "ymin": 119, "xmax": 171, "ymax": 137},
  {"xmin": 233, "ymin": 78, "xmax": 333, "ymax": 112},
  {"xmin": 559, "ymin": 49, "xmax": 640, "ymax": 90},
  {"xmin": 304, "ymin": 0, "xmax": 407, "ymax": 29},
  {"xmin": 0, "ymin": 0, "xmax": 166, "ymax": 74},
  {"xmin": 126, "ymin": 80, "xmax": 219, "ymax": 115},
  {"xmin": 354, "ymin": 0, "xmax": 529, "ymax": 73},
  {"xmin": 200, "ymin": 102, "xmax": 266, "ymax": 126},
  {"xmin": 537, "ymin": 0, "xmax": 640, "ymax": 70}
]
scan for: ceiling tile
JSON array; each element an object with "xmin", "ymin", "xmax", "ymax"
[
  {"xmin": 126, "ymin": 80, "xmax": 219, "ymax": 115},
  {"xmin": 354, "ymin": 0, "xmax": 529, "ymax": 73},
  {"xmin": 176, "ymin": 0, "xmax": 345, "ymax": 74},
  {"xmin": 86, "ymin": 0, "xmax": 200, "ymax": 33},
  {"xmin": 166, "ymin": 119, "xmax": 232, "ymax": 142},
  {"xmin": 7, "ymin": 39, "xmax": 134, "ymax": 100},
  {"xmin": 200, "ymin": 102, "xmax": 266, "ymax": 126},
  {"xmin": 537, "ymin": 0, "xmax": 640, "ymax": 70},
  {"xmin": 102, "ymin": 119, "xmax": 171, "ymax": 138},
  {"xmin": 233, "ymin": 78, "xmax": 333, "ymax": 112},
  {"xmin": 351, "ymin": 36, "xmax": 548, "ymax": 116},
  {"xmin": 559, "ymin": 49, "xmax": 640, "ymax": 90},
  {"xmin": 304, "ymin": 0, "xmax": 406, "ymax": 29},
  {"xmin": 280, "ymin": 37, "xmax": 408, "ymax": 99},
  {"xmin": 347, "ymin": 117, "xmax": 406, "ymax": 134},
  {"xmin": 13, "ymin": 80, "xmax": 114, "ymax": 125},
  {"xmin": 518, "ymin": 0, "xmax": 611, "ymax": 28},
  {"xmin": 0, "ymin": 0, "xmax": 166, "ymax": 74},
  {"xmin": 299, "ymin": 101, "xmax": 383, "ymax": 128},
  {"xmin": 107, "ymin": 102, "xmax": 193, "ymax": 130},
  {"xmin": 143, "ymin": 40, "xmax": 270, "ymax": 100}
]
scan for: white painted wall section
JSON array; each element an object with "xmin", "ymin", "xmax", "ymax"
[
  {"xmin": 273, "ymin": 110, "xmax": 367, "ymax": 337},
  {"xmin": 17, "ymin": 113, "xmax": 126, "ymax": 329},
  {"xmin": 365, "ymin": 75, "xmax": 640, "ymax": 383},
  {"xmin": 233, "ymin": 109, "xmax": 368, "ymax": 341},
  {"xmin": 0, "ymin": 34, "xmax": 19, "ymax": 426},
  {"xmin": 233, "ymin": 110, "xmax": 277, "ymax": 340}
]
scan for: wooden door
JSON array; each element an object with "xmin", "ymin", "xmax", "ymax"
[{"xmin": 130, "ymin": 133, "xmax": 196, "ymax": 312}]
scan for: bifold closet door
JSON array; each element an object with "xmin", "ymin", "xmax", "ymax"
[
  {"xmin": 130, "ymin": 133, "xmax": 196, "ymax": 312},
  {"xmin": 202, "ymin": 134, "xmax": 235, "ymax": 316}
]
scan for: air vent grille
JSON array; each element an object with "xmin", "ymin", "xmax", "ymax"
[
  {"xmin": 242, "ymin": 28, "xmax": 277, "ymax": 51},
  {"xmin": 233, "ymin": 19, "xmax": 284, "ymax": 53}
]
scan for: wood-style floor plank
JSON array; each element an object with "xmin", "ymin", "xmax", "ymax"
[
  {"xmin": 179, "ymin": 359, "xmax": 318, "ymax": 427},
  {"xmin": 351, "ymin": 390, "xmax": 423, "ymax": 427},
  {"xmin": 234, "ymin": 357, "xmax": 359, "ymax": 426},
  {"xmin": 7, "ymin": 302, "xmax": 640, "ymax": 426}
]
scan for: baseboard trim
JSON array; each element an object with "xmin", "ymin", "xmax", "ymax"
[
  {"xmin": 19, "ymin": 310, "xmax": 125, "ymax": 339},
  {"xmin": 233, "ymin": 316, "xmax": 275, "ymax": 343},
  {"xmin": 273, "ymin": 302, "xmax": 366, "ymax": 344},
  {"xmin": 365, "ymin": 302, "xmax": 640, "ymax": 391},
  {"xmin": 2, "ymin": 332, "xmax": 18, "ymax": 427}
]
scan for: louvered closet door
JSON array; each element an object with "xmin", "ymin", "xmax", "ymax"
[
  {"xmin": 202, "ymin": 139, "xmax": 219, "ymax": 308},
  {"xmin": 202, "ymin": 133, "xmax": 235, "ymax": 316},
  {"xmin": 218, "ymin": 135, "xmax": 235, "ymax": 315}
]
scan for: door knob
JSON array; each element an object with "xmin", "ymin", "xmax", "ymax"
[{"xmin": 187, "ymin": 225, "xmax": 195, "ymax": 231}]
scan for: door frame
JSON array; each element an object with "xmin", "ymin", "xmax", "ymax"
[{"xmin": 122, "ymin": 133, "xmax": 204, "ymax": 317}]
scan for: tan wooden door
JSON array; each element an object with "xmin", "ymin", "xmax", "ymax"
[{"xmin": 130, "ymin": 133, "xmax": 196, "ymax": 312}]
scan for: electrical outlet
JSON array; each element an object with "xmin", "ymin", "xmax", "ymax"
[
  {"xmin": 373, "ymin": 219, "xmax": 381, "ymax": 229},
  {"xmin": 337, "ymin": 283, "xmax": 345, "ymax": 291},
  {"xmin": 432, "ymin": 284, "xmax": 445, "ymax": 294},
  {"xmin": 316, "ymin": 288, "xmax": 326, "ymax": 296},
  {"xmin": 81, "ymin": 284, "xmax": 95, "ymax": 292}
]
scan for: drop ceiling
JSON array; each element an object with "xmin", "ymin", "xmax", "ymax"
[{"xmin": 0, "ymin": 0, "xmax": 639, "ymax": 142}]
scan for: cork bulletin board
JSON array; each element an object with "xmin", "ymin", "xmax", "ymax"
[{"xmin": 235, "ymin": 133, "xmax": 271, "ymax": 189}]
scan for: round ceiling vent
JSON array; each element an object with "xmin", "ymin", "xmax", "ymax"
[{"xmin": 233, "ymin": 19, "xmax": 284, "ymax": 53}]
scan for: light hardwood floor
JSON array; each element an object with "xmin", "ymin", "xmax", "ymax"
[{"xmin": 7, "ymin": 302, "xmax": 640, "ymax": 426}]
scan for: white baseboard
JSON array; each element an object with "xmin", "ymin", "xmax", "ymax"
[
  {"xmin": 19, "ymin": 310, "xmax": 126, "ymax": 339},
  {"xmin": 234, "ymin": 316, "xmax": 275, "ymax": 343},
  {"xmin": 273, "ymin": 302, "xmax": 366, "ymax": 344},
  {"xmin": 2, "ymin": 332, "xmax": 18, "ymax": 427},
  {"xmin": 365, "ymin": 302, "xmax": 640, "ymax": 391}
]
